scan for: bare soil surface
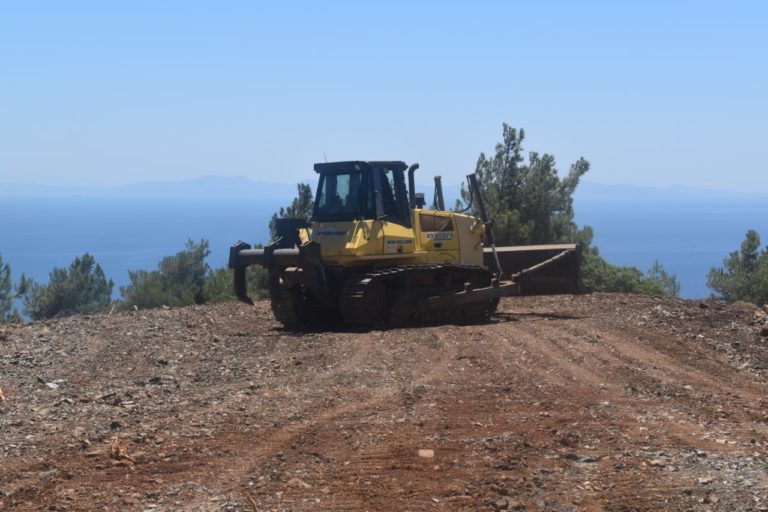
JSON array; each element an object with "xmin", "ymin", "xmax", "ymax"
[{"xmin": 2, "ymin": 293, "xmax": 768, "ymax": 511}]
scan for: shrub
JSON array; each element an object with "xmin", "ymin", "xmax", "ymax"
[
  {"xmin": 0, "ymin": 253, "xmax": 20, "ymax": 322},
  {"xmin": 707, "ymin": 229, "xmax": 768, "ymax": 304},
  {"xmin": 22, "ymin": 253, "xmax": 113, "ymax": 320},
  {"xmin": 121, "ymin": 240, "xmax": 210, "ymax": 309},
  {"xmin": 203, "ymin": 265, "xmax": 270, "ymax": 303}
]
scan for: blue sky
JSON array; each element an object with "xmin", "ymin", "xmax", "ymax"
[{"xmin": 1, "ymin": 1, "xmax": 766, "ymax": 191}]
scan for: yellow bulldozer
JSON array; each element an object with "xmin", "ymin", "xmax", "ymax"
[{"xmin": 229, "ymin": 161, "xmax": 583, "ymax": 326}]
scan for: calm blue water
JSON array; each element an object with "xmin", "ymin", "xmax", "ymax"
[
  {"xmin": 1, "ymin": 197, "xmax": 766, "ymax": 300},
  {"xmin": 574, "ymin": 199, "xmax": 768, "ymax": 298},
  {"xmin": 0, "ymin": 198, "xmax": 280, "ymax": 299}
]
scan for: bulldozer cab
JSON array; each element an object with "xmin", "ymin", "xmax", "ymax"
[{"xmin": 312, "ymin": 161, "xmax": 411, "ymax": 227}]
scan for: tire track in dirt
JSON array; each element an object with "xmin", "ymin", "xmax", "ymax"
[
  {"xmin": 446, "ymin": 314, "xmax": 768, "ymax": 510},
  {"xmin": 224, "ymin": 329, "xmax": 470, "ymax": 510},
  {"xmin": 71, "ymin": 325, "xmax": 472, "ymax": 510},
  {"xmin": 511, "ymin": 315, "xmax": 767, "ymax": 422}
]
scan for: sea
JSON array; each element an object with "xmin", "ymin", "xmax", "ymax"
[
  {"xmin": 0, "ymin": 197, "xmax": 281, "ymax": 299},
  {"xmin": 1, "ymin": 194, "xmax": 767, "ymax": 301},
  {"xmin": 574, "ymin": 198, "xmax": 768, "ymax": 298}
]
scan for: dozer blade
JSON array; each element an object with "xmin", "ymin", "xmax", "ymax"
[{"xmin": 485, "ymin": 243, "xmax": 585, "ymax": 295}]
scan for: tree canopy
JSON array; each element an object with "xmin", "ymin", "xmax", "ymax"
[
  {"xmin": 121, "ymin": 239, "xmax": 211, "ymax": 309},
  {"xmin": 463, "ymin": 124, "xmax": 679, "ymax": 297},
  {"xmin": 462, "ymin": 124, "xmax": 589, "ymax": 245},
  {"xmin": 21, "ymin": 253, "xmax": 113, "ymax": 320},
  {"xmin": 269, "ymin": 183, "xmax": 314, "ymax": 238},
  {"xmin": 203, "ymin": 264, "xmax": 269, "ymax": 303},
  {"xmin": 707, "ymin": 229, "xmax": 768, "ymax": 305},
  {"xmin": 0, "ymin": 253, "xmax": 19, "ymax": 322}
]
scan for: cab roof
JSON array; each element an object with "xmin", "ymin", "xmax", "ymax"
[{"xmin": 313, "ymin": 161, "xmax": 408, "ymax": 174}]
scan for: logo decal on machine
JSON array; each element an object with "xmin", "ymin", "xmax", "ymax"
[
  {"xmin": 386, "ymin": 239, "xmax": 413, "ymax": 253},
  {"xmin": 314, "ymin": 227, "xmax": 348, "ymax": 236},
  {"xmin": 426, "ymin": 231, "xmax": 454, "ymax": 241}
]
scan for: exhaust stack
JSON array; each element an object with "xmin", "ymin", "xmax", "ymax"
[{"xmin": 407, "ymin": 163, "xmax": 420, "ymax": 209}]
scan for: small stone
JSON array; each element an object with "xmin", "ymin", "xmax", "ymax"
[
  {"xmin": 759, "ymin": 325, "xmax": 768, "ymax": 337},
  {"xmin": 494, "ymin": 497, "xmax": 509, "ymax": 510},
  {"xmin": 287, "ymin": 477, "xmax": 312, "ymax": 489},
  {"xmin": 649, "ymin": 459, "xmax": 665, "ymax": 467},
  {"xmin": 45, "ymin": 382, "xmax": 59, "ymax": 390},
  {"xmin": 697, "ymin": 476, "xmax": 713, "ymax": 485},
  {"xmin": 39, "ymin": 468, "xmax": 60, "ymax": 480},
  {"xmin": 418, "ymin": 449, "xmax": 434, "ymax": 458}
]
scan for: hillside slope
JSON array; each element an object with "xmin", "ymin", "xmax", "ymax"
[{"xmin": 1, "ymin": 294, "xmax": 768, "ymax": 511}]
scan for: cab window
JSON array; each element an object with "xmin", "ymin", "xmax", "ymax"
[
  {"xmin": 315, "ymin": 172, "xmax": 362, "ymax": 219},
  {"xmin": 419, "ymin": 213, "xmax": 454, "ymax": 232}
]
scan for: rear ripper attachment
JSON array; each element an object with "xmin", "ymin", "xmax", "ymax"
[
  {"xmin": 229, "ymin": 218, "xmax": 332, "ymax": 324},
  {"xmin": 229, "ymin": 160, "xmax": 584, "ymax": 327}
]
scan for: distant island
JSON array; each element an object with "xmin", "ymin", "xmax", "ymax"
[{"xmin": 2, "ymin": 175, "xmax": 765, "ymax": 203}]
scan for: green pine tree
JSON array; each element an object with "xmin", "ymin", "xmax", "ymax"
[
  {"xmin": 121, "ymin": 239, "xmax": 210, "ymax": 309},
  {"xmin": 22, "ymin": 253, "xmax": 114, "ymax": 320},
  {"xmin": 0, "ymin": 253, "xmax": 20, "ymax": 322},
  {"xmin": 269, "ymin": 183, "xmax": 314, "ymax": 238},
  {"xmin": 707, "ymin": 230, "xmax": 768, "ymax": 304},
  {"xmin": 462, "ymin": 124, "xmax": 679, "ymax": 296},
  {"xmin": 461, "ymin": 124, "xmax": 589, "ymax": 245}
]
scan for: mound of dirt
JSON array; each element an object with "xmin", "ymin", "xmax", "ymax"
[{"xmin": 1, "ymin": 293, "xmax": 767, "ymax": 511}]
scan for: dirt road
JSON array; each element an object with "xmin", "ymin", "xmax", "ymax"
[{"xmin": 2, "ymin": 293, "xmax": 768, "ymax": 511}]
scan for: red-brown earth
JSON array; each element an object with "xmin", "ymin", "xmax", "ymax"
[{"xmin": 2, "ymin": 293, "xmax": 768, "ymax": 511}]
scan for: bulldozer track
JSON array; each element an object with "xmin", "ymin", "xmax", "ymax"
[
  {"xmin": 270, "ymin": 280, "xmax": 331, "ymax": 327},
  {"xmin": 339, "ymin": 264, "xmax": 499, "ymax": 325},
  {"xmin": 270, "ymin": 281, "xmax": 302, "ymax": 325}
]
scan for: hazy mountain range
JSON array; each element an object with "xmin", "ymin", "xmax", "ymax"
[
  {"xmin": 2, "ymin": 175, "xmax": 765, "ymax": 203},
  {"xmin": 0, "ymin": 176, "xmax": 299, "ymax": 199}
]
